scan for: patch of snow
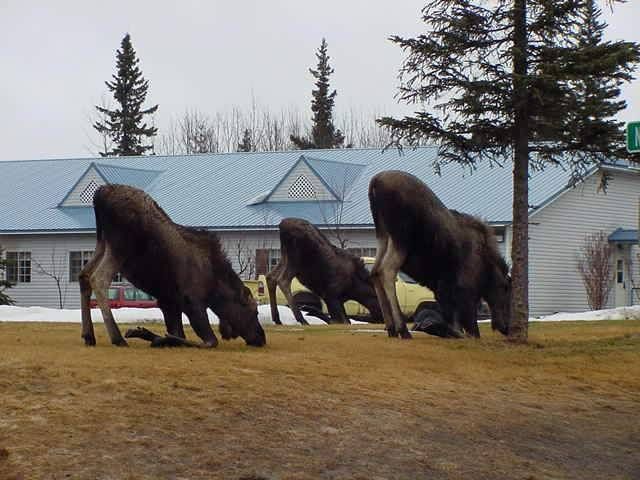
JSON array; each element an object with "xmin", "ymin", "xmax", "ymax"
[
  {"xmin": 0, "ymin": 304, "xmax": 325, "ymax": 326},
  {"xmin": 1, "ymin": 304, "xmax": 638, "ymax": 325},
  {"xmin": 532, "ymin": 305, "xmax": 640, "ymax": 322}
]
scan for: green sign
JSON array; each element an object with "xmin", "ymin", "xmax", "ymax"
[{"xmin": 627, "ymin": 121, "xmax": 640, "ymax": 153}]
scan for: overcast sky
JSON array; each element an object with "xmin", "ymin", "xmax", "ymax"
[{"xmin": 1, "ymin": 0, "xmax": 638, "ymax": 161}]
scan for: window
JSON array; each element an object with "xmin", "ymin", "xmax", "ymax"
[
  {"xmin": 346, "ymin": 247, "xmax": 377, "ymax": 258},
  {"xmin": 267, "ymin": 249, "xmax": 281, "ymax": 272},
  {"xmin": 80, "ymin": 180, "xmax": 100, "ymax": 204},
  {"xmin": 6, "ymin": 251, "xmax": 31, "ymax": 284},
  {"xmin": 617, "ymin": 259, "xmax": 624, "ymax": 284},
  {"xmin": 69, "ymin": 251, "xmax": 94, "ymax": 282},
  {"xmin": 288, "ymin": 175, "xmax": 316, "ymax": 199}
]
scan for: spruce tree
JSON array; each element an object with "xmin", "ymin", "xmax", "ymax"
[
  {"xmin": 0, "ymin": 245, "xmax": 14, "ymax": 305},
  {"xmin": 94, "ymin": 34, "xmax": 159, "ymax": 156},
  {"xmin": 291, "ymin": 38, "xmax": 345, "ymax": 150},
  {"xmin": 238, "ymin": 128, "xmax": 253, "ymax": 152},
  {"xmin": 378, "ymin": 0, "xmax": 639, "ymax": 342}
]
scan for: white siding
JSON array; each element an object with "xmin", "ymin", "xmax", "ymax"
[
  {"xmin": 527, "ymin": 169, "xmax": 640, "ymax": 317},
  {"xmin": 1, "ymin": 233, "xmax": 97, "ymax": 309},
  {"xmin": 269, "ymin": 162, "xmax": 335, "ymax": 202},
  {"xmin": 61, "ymin": 167, "xmax": 105, "ymax": 207},
  {"xmin": 0, "ymin": 228, "xmax": 380, "ymax": 308}
]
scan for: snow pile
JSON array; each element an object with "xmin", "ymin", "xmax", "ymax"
[
  {"xmin": 2, "ymin": 304, "xmax": 638, "ymax": 325},
  {"xmin": 533, "ymin": 305, "xmax": 640, "ymax": 322},
  {"xmin": 0, "ymin": 304, "xmax": 355, "ymax": 326}
]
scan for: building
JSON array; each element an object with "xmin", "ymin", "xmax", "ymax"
[{"xmin": 0, "ymin": 147, "xmax": 638, "ymax": 315}]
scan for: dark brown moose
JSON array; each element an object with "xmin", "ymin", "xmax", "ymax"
[
  {"xmin": 267, "ymin": 218, "xmax": 383, "ymax": 325},
  {"xmin": 368, "ymin": 170, "xmax": 511, "ymax": 339},
  {"xmin": 79, "ymin": 184, "xmax": 266, "ymax": 348}
]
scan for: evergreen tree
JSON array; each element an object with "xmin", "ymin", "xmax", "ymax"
[
  {"xmin": 291, "ymin": 38, "xmax": 345, "ymax": 149},
  {"xmin": 0, "ymin": 245, "xmax": 14, "ymax": 305},
  {"xmin": 238, "ymin": 128, "xmax": 253, "ymax": 152},
  {"xmin": 94, "ymin": 34, "xmax": 159, "ymax": 156},
  {"xmin": 378, "ymin": 0, "xmax": 639, "ymax": 342}
]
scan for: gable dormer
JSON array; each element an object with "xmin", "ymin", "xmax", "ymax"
[
  {"xmin": 256, "ymin": 155, "xmax": 366, "ymax": 204},
  {"xmin": 59, "ymin": 162, "xmax": 163, "ymax": 207}
]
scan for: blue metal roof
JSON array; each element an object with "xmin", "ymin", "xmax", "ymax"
[
  {"xmin": 303, "ymin": 155, "xmax": 366, "ymax": 200},
  {"xmin": 94, "ymin": 163, "xmax": 163, "ymax": 190},
  {"xmin": 0, "ymin": 147, "xmax": 616, "ymax": 233},
  {"xmin": 608, "ymin": 228, "xmax": 638, "ymax": 244}
]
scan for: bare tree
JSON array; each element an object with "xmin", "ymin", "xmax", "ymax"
[
  {"xmin": 315, "ymin": 175, "xmax": 351, "ymax": 249},
  {"xmin": 224, "ymin": 237, "xmax": 256, "ymax": 279},
  {"xmin": 33, "ymin": 248, "xmax": 69, "ymax": 309},
  {"xmin": 576, "ymin": 231, "xmax": 613, "ymax": 310},
  {"xmin": 85, "ymin": 95, "xmax": 116, "ymax": 156},
  {"xmin": 337, "ymin": 108, "xmax": 394, "ymax": 149}
]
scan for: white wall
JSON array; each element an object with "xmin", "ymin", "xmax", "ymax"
[
  {"xmin": 528, "ymin": 168, "xmax": 640, "ymax": 316},
  {"xmin": 0, "ymin": 233, "xmax": 96, "ymax": 309},
  {"xmin": 0, "ymin": 228, "xmax": 380, "ymax": 309}
]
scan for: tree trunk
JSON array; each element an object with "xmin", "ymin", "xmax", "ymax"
[{"xmin": 509, "ymin": 0, "xmax": 529, "ymax": 343}]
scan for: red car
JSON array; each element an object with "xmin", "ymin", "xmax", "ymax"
[{"xmin": 89, "ymin": 284, "xmax": 157, "ymax": 309}]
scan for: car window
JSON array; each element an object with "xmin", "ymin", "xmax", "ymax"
[
  {"xmin": 108, "ymin": 288, "xmax": 120, "ymax": 300},
  {"xmin": 124, "ymin": 288, "xmax": 136, "ymax": 300},
  {"xmin": 136, "ymin": 289, "xmax": 154, "ymax": 301},
  {"xmin": 398, "ymin": 271, "xmax": 417, "ymax": 284}
]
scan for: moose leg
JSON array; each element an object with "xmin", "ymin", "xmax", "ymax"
[
  {"xmin": 458, "ymin": 296, "xmax": 480, "ymax": 338},
  {"xmin": 124, "ymin": 327, "xmax": 206, "ymax": 348},
  {"xmin": 184, "ymin": 304, "xmax": 218, "ymax": 348},
  {"xmin": 90, "ymin": 245, "xmax": 127, "ymax": 346},
  {"xmin": 266, "ymin": 264, "xmax": 283, "ymax": 325},
  {"xmin": 371, "ymin": 236, "xmax": 397, "ymax": 336},
  {"xmin": 325, "ymin": 297, "xmax": 349, "ymax": 324},
  {"xmin": 278, "ymin": 275, "xmax": 308, "ymax": 325},
  {"xmin": 377, "ymin": 238, "xmax": 410, "ymax": 339},
  {"xmin": 159, "ymin": 301, "xmax": 185, "ymax": 339},
  {"xmin": 79, "ymin": 240, "xmax": 105, "ymax": 346}
]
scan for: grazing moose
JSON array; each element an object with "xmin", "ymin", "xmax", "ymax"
[
  {"xmin": 267, "ymin": 218, "xmax": 383, "ymax": 325},
  {"xmin": 368, "ymin": 170, "xmax": 511, "ymax": 339},
  {"xmin": 79, "ymin": 184, "xmax": 266, "ymax": 348}
]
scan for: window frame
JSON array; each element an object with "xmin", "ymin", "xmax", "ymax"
[
  {"xmin": 5, "ymin": 251, "xmax": 32, "ymax": 284},
  {"xmin": 267, "ymin": 249, "xmax": 281, "ymax": 272},
  {"xmin": 69, "ymin": 250, "xmax": 94, "ymax": 282}
]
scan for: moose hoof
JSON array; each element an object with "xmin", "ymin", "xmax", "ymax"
[
  {"xmin": 82, "ymin": 334, "xmax": 96, "ymax": 347},
  {"xmin": 112, "ymin": 338, "xmax": 129, "ymax": 347},
  {"xmin": 399, "ymin": 329, "xmax": 413, "ymax": 340}
]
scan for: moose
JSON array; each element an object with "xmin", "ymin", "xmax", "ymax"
[
  {"xmin": 368, "ymin": 170, "xmax": 511, "ymax": 339},
  {"xmin": 79, "ymin": 184, "xmax": 266, "ymax": 348},
  {"xmin": 267, "ymin": 218, "xmax": 383, "ymax": 325}
]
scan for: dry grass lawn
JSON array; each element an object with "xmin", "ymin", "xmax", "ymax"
[{"xmin": 0, "ymin": 320, "xmax": 639, "ymax": 480}]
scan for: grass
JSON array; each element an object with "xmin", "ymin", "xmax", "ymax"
[{"xmin": 0, "ymin": 320, "xmax": 639, "ymax": 479}]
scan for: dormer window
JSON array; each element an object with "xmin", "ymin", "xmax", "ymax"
[
  {"xmin": 80, "ymin": 180, "xmax": 100, "ymax": 205},
  {"xmin": 59, "ymin": 162, "xmax": 162, "ymax": 208},
  {"xmin": 288, "ymin": 174, "xmax": 316, "ymax": 199}
]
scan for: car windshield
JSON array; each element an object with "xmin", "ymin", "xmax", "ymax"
[
  {"xmin": 136, "ymin": 290, "xmax": 154, "ymax": 301},
  {"xmin": 91, "ymin": 288, "xmax": 119, "ymax": 300},
  {"xmin": 398, "ymin": 271, "xmax": 417, "ymax": 284}
]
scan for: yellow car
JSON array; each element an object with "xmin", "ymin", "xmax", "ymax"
[{"xmin": 254, "ymin": 257, "xmax": 439, "ymax": 322}]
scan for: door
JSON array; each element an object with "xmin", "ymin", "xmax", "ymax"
[{"xmin": 614, "ymin": 247, "xmax": 630, "ymax": 307}]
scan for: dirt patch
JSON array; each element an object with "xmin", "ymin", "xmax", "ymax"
[{"xmin": 0, "ymin": 321, "xmax": 639, "ymax": 479}]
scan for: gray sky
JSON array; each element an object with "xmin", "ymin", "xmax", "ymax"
[{"xmin": 1, "ymin": 0, "xmax": 638, "ymax": 161}]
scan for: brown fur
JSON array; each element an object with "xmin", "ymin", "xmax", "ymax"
[
  {"xmin": 79, "ymin": 184, "xmax": 266, "ymax": 348},
  {"xmin": 368, "ymin": 170, "xmax": 511, "ymax": 339},
  {"xmin": 267, "ymin": 218, "xmax": 382, "ymax": 325}
]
